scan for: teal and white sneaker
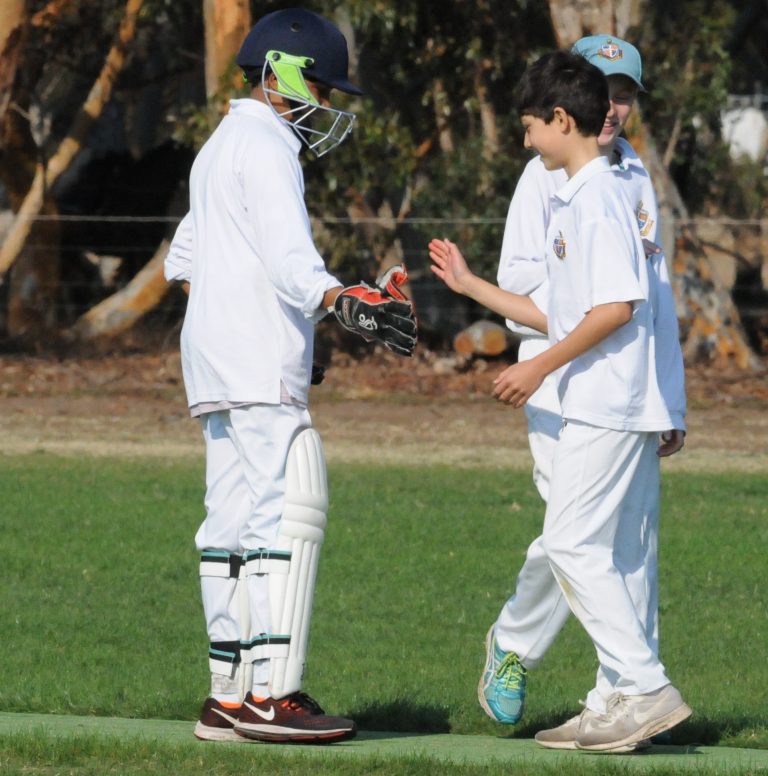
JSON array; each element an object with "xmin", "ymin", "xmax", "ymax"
[{"xmin": 478, "ymin": 626, "xmax": 527, "ymax": 724}]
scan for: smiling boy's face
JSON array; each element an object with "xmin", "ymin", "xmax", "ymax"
[
  {"xmin": 521, "ymin": 110, "xmax": 570, "ymax": 171},
  {"xmin": 598, "ymin": 75, "xmax": 638, "ymax": 148}
]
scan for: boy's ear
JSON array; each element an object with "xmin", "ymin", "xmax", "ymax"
[{"xmin": 551, "ymin": 106, "xmax": 571, "ymax": 132}]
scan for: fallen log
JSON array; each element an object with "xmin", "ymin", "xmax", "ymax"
[
  {"xmin": 453, "ymin": 320, "xmax": 513, "ymax": 357},
  {"xmin": 67, "ymin": 239, "xmax": 171, "ymax": 340}
]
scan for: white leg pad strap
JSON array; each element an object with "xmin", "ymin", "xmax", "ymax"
[
  {"xmin": 236, "ymin": 563, "xmax": 252, "ymax": 701},
  {"xmin": 267, "ymin": 428, "xmax": 328, "ymax": 699}
]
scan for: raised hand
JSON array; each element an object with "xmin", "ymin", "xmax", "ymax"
[{"xmin": 428, "ymin": 238, "xmax": 474, "ymax": 295}]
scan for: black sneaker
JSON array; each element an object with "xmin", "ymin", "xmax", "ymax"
[
  {"xmin": 194, "ymin": 697, "xmax": 248, "ymax": 742},
  {"xmin": 234, "ymin": 691, "xmax": 356, "ymax": 743}
]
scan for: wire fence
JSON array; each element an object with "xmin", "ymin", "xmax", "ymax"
[{"xmin": 1, "ymin": 214, "xmax": 766, "ymax": 330}]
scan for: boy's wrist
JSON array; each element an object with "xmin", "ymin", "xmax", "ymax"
[{"xmin": 531, "ymin": 349, "xmax": 558, "ymax": 379}]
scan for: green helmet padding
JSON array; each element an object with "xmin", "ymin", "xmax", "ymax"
[{"xmin": 266, "ymin": 50, "xmax": 318, "ymax": 105}]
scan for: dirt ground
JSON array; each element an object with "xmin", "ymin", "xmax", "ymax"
[{"xmin": 0, "ymin": 349, "xmax": 766, "ymax": 472}]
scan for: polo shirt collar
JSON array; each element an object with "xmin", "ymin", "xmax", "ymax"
[
  {"xmin": 553, "ymin": 155, "xmax": 611, "ymax": 204},
  {"xmin": 611, "ymin": 137, "xmax": 644, "ymax": 172},
  {"xmin": 228, "ymin": 98, "xmax": 302, "ymax": 153}
]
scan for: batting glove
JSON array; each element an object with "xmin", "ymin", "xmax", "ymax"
[
  {"xmin": 333, "ymin": 279, "xmax": 417, "ymax": 357},
  {"xmin": 375, "ymin": 263, "xmax": 410, "ymax": 302}
]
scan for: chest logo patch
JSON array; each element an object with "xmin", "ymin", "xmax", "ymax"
[
  {"xmin": 636, "ymin": 201, "xmax": 654, "ymax": 237},
  {"xmin": 553, "ymin": 231, "xmax": 567, "ymax": 260},
  {"xmin": 599, "ymin": 40, "xmax": 622, "ymax": 60}
]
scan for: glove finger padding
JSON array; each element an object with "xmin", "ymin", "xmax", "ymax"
[
  {"xmin": 333, "ymin": 283, "xmax": 417, "ymax": 357},
  {"xmin": 375, "ymin": 263, "xmax": 410, "ymax": 302},
  {"xmin": 378, "ymin": 309, "xmax": 417, "ymax": 356}
]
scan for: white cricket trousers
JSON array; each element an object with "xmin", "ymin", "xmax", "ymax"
[
  {"xmin": 494, "ymin": 338, "xmax": 661, "ymax": 710},
  {"xmin": 546, "ymin": 421, "xmax": 667, "ymax": 698},
  {"xmin": 196, "ymin": 403, "xmax": 311, "ymax": 685}
]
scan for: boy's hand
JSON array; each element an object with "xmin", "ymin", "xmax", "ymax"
[
  {"xmin": 657, "ymin": 429, "xmax": 685, "ymax": 457},
  {"xmin": 333, "ymin": 283, "xmax": 417, "ymax": 357},
  {"xmin": 428, "ymin": 238, "xmax": 474, "ymax": 295},
  {"xmin": 492, "ymin": 360, "xmax": 546, "ymax": 408}
]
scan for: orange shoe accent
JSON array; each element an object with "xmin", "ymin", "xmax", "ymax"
[{"xmin": 219, "ymin": 700, "xmax": 241, "ymax": 709}]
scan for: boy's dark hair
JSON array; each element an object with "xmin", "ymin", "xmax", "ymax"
[{"xmin": 516, "ymin": 51, "xmax": 609, "ymax": 136}]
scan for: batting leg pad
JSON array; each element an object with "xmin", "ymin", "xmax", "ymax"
[{"xmin": 268, "ymin": 428, "xmax": 328, "ymax": 698}]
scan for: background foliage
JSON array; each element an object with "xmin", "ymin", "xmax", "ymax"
[{"xmin": 1, "ymin": 0, "xmax": 767, "ymax": 347}]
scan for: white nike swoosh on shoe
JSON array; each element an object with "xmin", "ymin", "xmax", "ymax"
[
  {"xmin": 244, "ymin": 702, "xmax": 276, "ymax": 721},
  {"xmin": 629, "ymin": 702, "xmax": 681, "ymax": 727},
  {"xmin": 212, "ymin": 708, "xmax": 238, "ymax": 725}
]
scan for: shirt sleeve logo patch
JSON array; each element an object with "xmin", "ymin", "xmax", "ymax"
[
  {"xmin": 636, "ymin": 202, "xmax": 654, "ymax": 237},
  {"xmin": 553, "ymin": 231, "xmax": 567, "ymax": 260},
  {"xmin": 599, "ymin": 41, "xmax": 622, "ymax": 60}
]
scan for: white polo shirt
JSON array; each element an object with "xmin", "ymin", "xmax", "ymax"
[
  {"xmin": 497, "ymin": 138, "xmax": 685, "ymax": 429},
  {"xmin": 538, "ymin": 156, "xmax": 675, "ymax": 432},
  {"xmin": 165, "ymin": 99, "xmax": 341, "ymax": 408}
]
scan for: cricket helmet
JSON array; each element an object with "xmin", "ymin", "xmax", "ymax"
[
  {"xmin": 237, "ymin": 9, "xmax": 361, "ymax": 156},
  {"xmin": 237, "ymin": 8, "xmax": 362, "ymax": 95}
]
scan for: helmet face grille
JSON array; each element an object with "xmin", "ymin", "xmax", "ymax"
[{"xmin": 261, "ymin": 54, "xmax": 356, "ymax": 157}]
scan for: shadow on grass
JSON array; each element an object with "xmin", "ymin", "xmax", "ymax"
[{"xmin": 351, "ymin": 699, "xmax": 450, "ymax": 734}]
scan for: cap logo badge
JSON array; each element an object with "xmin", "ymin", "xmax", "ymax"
[
  {"xmin": 553, "ymin": 231, "xmax": 567, "ymax": 260},
  {"xmin": 599, "ymin": 41, "xmax": 622, "ymax": 60}
]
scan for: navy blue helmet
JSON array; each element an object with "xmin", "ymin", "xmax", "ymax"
[{"xmin": 237, "ymin": 8, "xmax": 362, "ymax": 96}]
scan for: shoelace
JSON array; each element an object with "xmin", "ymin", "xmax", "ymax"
[
  {"xmin": 605, "ymin": 692, "xmax": 628, "ymax": 716},
  {"xmin": 495, "ymin": 652, "xmax": 527, "ymax": 690},
  {"xmin": 282, "ymin": 691, "xmax": 325, "ymax": 714}
]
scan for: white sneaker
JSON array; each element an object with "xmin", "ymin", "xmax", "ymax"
[
  {"xmin": 534, "ymin": 713, "xmax": 582, "ymax": 750},
  {"xmin": 575, "ymin": 684, "xmax": 692, "ymax": 752},
  {"xmin": 535, "ymin": 710, "xmax": 650, "ymax": 752}
]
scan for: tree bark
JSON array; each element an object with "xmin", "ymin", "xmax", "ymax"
[
  {"xmin": 432, "ymin": 78, "xmax": 454, "ymax": 154},
  {"xmin": 547, "ymin": 0, "xmax": 644, "ymax": 44},
  {"xmin": 627, "ymin": 118, "xmax": 759, "ymax": 369},
  {"xmin": 0, "ymin": 0, "xmax": 63, "ymax": 340},
  {"xmin": 0, "ymin": 0, "xmax": 25, "ymax": 123},
  {"xmin": 203, "ymin": 0, "xmax": 250, "ymax": 102},
  {"xmin": 0, "ymin": 0, "xmax": 145, "ymax": 282},
  {"xmin": 474, "ymin": 58, "xmax": 499, "ymax": 195},
  {"xmin": 68, "ymin": 239, "xmax": 171, "ymax": 340}
]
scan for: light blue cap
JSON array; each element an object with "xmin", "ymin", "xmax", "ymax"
[{"xmin": 572, "ymin": 34, "xmax": 644, "ymax": 90}]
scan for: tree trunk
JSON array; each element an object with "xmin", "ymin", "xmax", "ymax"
[
  {"xmin": 68, "ymin": 240, "xmax": 171, "ymax": 340},
  {"xmin": 474, "ymin": 58, "xmax": 499, "ymax": 195},
  {"xmin": 203, "ymin": 0, "xmax": 251, "ymax": 103},
  {"xmin": 432, "ymin": 78, "xmax": 454, "ymax": 154},
  {"xmin": 627, "ymin": 118, "xmax": 759, "ymax": 369},
  {"xmin": 0, "ymin": 0, "xmax": 25, "ymax": 122},
  {"xmin": 0, "ymin": 0, "xmax": 63, "ymax": 340},
  {"xmin": 546, "ymin": 0, "xmax": 643, "ymax": 43},
  {"xmin": 0, "ymin": 0, "xmax": 145, "ymax": 284}
]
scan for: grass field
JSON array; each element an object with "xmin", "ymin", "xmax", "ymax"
[{"xmin": 1, "ymin": 453, "xmax": 767, "ymax": 774}]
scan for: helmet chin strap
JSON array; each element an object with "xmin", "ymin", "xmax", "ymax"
[{"xmin": 260, "ymin": 50, "xmax": 356, "ymax": 157}]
